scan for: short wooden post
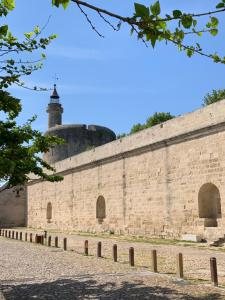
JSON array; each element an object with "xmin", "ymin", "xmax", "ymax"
[
  {"xmin": 41, "ymin": 235, "xmax": 44, "ymax": 245},
  {"xmin": 210, "ymin": 257, "xmax": 218, "ymax": 287},
  {"xmin": 16, "ymin": 232, "xmax": 18, "ymax": 240},
  {"xmin": 97, "ymin": 242, "xmax": 102, "ymax": 258},
  {"xmin": 177, "ymin": 253, "xmax": 184, "ymax": 279},
  {"xmin": 84, "ymin": 240, "xmax": 88, "ymax": 255},
  {"xmin": 12, "ymin": 231, "xmax": 14, "ymax": 239},
  {"xmin": 44, "ymin": 230, "xmax": 47, "ymax": 238},
  {"xmin": 113, "ymin": 244, "xmax": 117, "ymax": 262},
  {"xmin": 48, "ymin": 236, "xmax": 51, "ymax": 247},
  {"xmin": 8, "ymin": 231, "xmax": 11, "ymax": 238},
  {"xmin": 25, "ymin": 232, "xmax": 27, "ymax": 241},
  {"xmin": 151, "ymin": 250, "xmax": 157, "ymax": 273},
  {"xmin": 129, "ymin": 247, "xmax": 134, "ymax": 267},
  {"xmin": 0, "ymin": 229, "xmax": 2, "ymax": 236},
  {"xmin": 55, "ymin": 236, "xmax": 58, "ymax": 248},
  {"xmin": 20, "ymin": 232, "xmax": 22, "ymax": 241},
  {"xmin": 35, "ymin": 234, "xmax": 38, "ymax": 243},
  {"xmin": 5, "ymin": 230, "xmax": 7, "ymax": 237},
  {"xmin": 63, "ymin": 238, "xmax": 67, "ymax": 251},
  {"xmin": 30, "ymin": 233, "xmax": 32, "ymax": 243},
  {"xmin": 2, "ymin": 230, "xmax": 4, "ymax": 237}
]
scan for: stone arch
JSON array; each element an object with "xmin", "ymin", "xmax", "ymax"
[
  {"xmin": 198, "ymin": 183, "xmax": 221, "ymax": 227},
  {"xmin": 46, "ymin": 202, "xmax": 52, "ymax": 223},
  {"xmin": 96, "ymin": 196, "xmax": 106, "ymax": 223}
]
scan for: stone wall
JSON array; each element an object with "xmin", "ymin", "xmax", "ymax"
[
  {"xmin": 0, "ymin": 186, "xmax": 27, "ymax": 227},
  {"xmin": 27, "ymin": 100, "xmax": 225, "ymax": 239}
]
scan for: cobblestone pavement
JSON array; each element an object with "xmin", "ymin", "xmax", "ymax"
[{"xmin": 0, "ymin": 233, "xmax": 225, "ymax": 299}]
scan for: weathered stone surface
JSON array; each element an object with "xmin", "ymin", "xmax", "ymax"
[
  {"xmin": 0, "ymin": 186, "xmax": 26, "ymax": 227},
  {"xmin": 181, "ymin": 234, "xmax": 201, "ymax": 242}
]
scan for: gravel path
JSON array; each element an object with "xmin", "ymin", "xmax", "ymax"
[{"xmin": 0, "ymin": 232, "xmax": 225, "ymax": 299}]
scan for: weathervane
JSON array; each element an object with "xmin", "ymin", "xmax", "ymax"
[{"xmin": 53, "ymin": 73, "xmax": 59, "ymax": 85}]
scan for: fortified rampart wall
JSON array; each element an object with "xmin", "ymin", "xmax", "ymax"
[{"xmin": 27, "ymin": 100, "xmax": 225, "ymax": 239}]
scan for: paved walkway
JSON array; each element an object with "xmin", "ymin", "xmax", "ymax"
[{"xmin": 0, "ymin": 234, "xmax": 225, "ymax": 299}]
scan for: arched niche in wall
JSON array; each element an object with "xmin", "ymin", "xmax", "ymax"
[
  {"xmin": 198, "ymin": 183, "xmax": 221, "ymax": 227},
  {"xmin": 96, "ymin": 196, "xmax": 106, "ymax": 224},
  {"xmin": 46, "ymin": 202, "xmax": 52, "ymax": 223}
]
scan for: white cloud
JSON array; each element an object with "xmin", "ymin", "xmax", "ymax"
[{"xmin": 46, "ymin": 45, "xmax": 124, "ymax": 61}]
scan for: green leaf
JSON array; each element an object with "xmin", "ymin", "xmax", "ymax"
[
  {"xmin": 150, "ymin": 1, "xmax": 161, "ymax": 16},
  {"xmin": 181, "ymin": 15, "xmax": 193, "ymax": 29},
  {"xmin": 34, "ymin": 26, "xmax": 40, "ymax": 34},
  {"xmin": 134, "ymin": 3, "xmax": 149, "ymax": 17},
  {"xmin": 52, "ymin": 0, "xmax": 70, "ymax": 9},
  {"xmin": 216, "ymin": 2, "xmax": 224, "ymax": 8},
  {"xmin": 2, "ymin": 0, "xmax": 15, "ymax": 11},
  {"xmin": 173, "ymin": 10, "xmax": 182, "ymax": 18},
  {"xmin": 24, "ymin": 31, "xmax": 34, "ymax": 39},
  {"xmin": 211, "ymin": 17, "xmax": 219, "ymax": 28},
  {"xmin": 210, "ymin": 29, "xmax": 218, "ymax": 36},
  {"xmin": 0, "ymin": 25, "xmax": 8, "ymax": 36},
  {"xmin": 186, "ymin": 49, "xmax": 193, "ymax": 57}
]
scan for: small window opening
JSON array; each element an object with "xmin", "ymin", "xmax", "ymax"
[
  {"xmin": 96, "ymin": 196, "xmax": 106, "ymax": 224},
  {"xmin": 46, "ymin": 202, "xmax": 52, "ymax": 223}
]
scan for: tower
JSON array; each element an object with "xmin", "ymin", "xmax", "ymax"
[{"xmin": 46, "ymin": 84, "xmax": 63, "ymax": 128}]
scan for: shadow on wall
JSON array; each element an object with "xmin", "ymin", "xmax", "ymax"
[{"xmin": 0, "ymin": 278, "xmax": 223, "ymax": 300}]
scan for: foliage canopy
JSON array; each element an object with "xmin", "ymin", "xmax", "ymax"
[{"xmin": 203, "ymin": 89, "xmax": 225, "ymax": 106}]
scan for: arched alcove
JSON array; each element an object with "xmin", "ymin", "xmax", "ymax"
[
  {"xmin": 46, "ymin": 202, "xmax": 52, "ymax": 223},
  {"xmin": 198, "ymin": 183, "xmax": 221, "ymax": 227},
  {"xmin": 96, "ymin": 196, "xmax": 106, "ymax": 223}
]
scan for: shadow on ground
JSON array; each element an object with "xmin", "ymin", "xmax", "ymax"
[{"xmin": 0, "ymin": 278, "xmax": 223, "ymax": 300}]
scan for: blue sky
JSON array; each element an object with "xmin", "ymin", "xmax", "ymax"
[{"xmin": 6, "ymin": 0, "xmax": 225, "ymax": 134}]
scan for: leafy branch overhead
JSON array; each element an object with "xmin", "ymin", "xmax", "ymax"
[
  {"xmin": 0, "ymin": 0, "xmax": 57, "ymax": 90},
  {"xmin": 0, "ymin": 0, "xmax": 63, "ymax": 189},
  {"xmin": 52, "ymin": 0, "xmax": 225, "ymax": 63}
]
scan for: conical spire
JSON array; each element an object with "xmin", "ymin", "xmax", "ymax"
[{"xmin": 50, "ymin": 84, "xmax": 60, "ymax": 103}]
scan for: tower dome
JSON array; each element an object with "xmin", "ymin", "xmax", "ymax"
[{"xmin": 44, "ymin": 86, "xmax": 116, "ymax": 164}]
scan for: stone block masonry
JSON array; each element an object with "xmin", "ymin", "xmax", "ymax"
[{"xmin": 27, "ymin": 99, "xmax": 225, "ymax": 240}]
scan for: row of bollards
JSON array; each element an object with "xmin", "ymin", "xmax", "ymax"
[{"xmin": 0, "ymin": 229, "xmax": 220, "ymax": 286}]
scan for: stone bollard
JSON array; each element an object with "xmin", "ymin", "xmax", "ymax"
[
  {"xmin": 25, "ymin": 232, "xmax": 27, "ymax": 242},
  {"xmin": 12, "ymin": 231, "xmax": 14, "ymax": 239},
  {"xmin": 16, "ymin": 232, "xmax": 18, "ymax": 240},
  {"xmin": 210, "ymin": 257, "xmax": 218, "ymax": 287},
  {"xmin": 63, "ymin": 238, "xmax": 67, "ymax": 251},
  {"xmin": 97, "ymin": 242, "xmax": 102, "ymax": 258},
  {"xmin": 8, "ymin": 231, "xmax": 11, "ymax": 238},
  {"xmin": 129, "ymin": 247, "xmax": 135, "ymax": 267},
  {"xmin": 48, "ymin": 236, "xmax": 51, "ymax": 247},
  {"xmin": 30, "ymin": 233, "xmax": 32, "ymax": 243},
  {"xmin": 55, "ymin": 236, "xmax": 58, "ymax": 248},
  {"xmin": 20, "ymin": 232, "xmax": 22, "ymax": 241},
  {"xmin": 151, "ymin": 250, "xmax": 158, "ymax": 273},
  {"xmin": 177, "ymin": 253, "xmax": 184, "ymax": 279},
  {"xmin": 113, "ymin": 244, "xmax": 118, "ymax": 262},
  {"xmin": 84, "ymin": 240, "xmax": 88, "ymax": 256}
]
